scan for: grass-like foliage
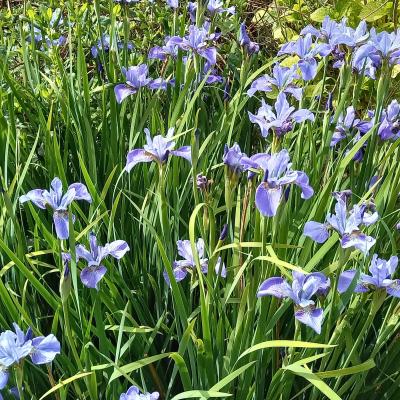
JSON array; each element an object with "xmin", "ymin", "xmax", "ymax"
[{"xmin": 0, "ymin": 0, "xmax": 400, "ymax": 399}]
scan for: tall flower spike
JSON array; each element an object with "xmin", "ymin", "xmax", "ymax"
[
  {"xmin": 241, "ymin": 149, "xmax": 313, "ymax": 217},
  {"xmin": 76, "ymin": 233, "xmax": 129, "ymax": 290},
  {"xmin": 258, "ymin": 271, "xmax": 330, "ymax": 333},
  {"xmin": 304, "ymin": 195, "xmax": 378, "ymax": 254},
  {"xmin": 249, "ymin": 93, "xmax": 314, "ymax": 137},
  {"xmin": 338, "ymin": 255, "xmax": 400, "ymax": 297},
  {"xmin": 20, "ymin": 177, "xmax": 91, "ymax": 240},
  {"xmin": 125, "ymin": 128, "xmax": 191, "ymax": 172}
]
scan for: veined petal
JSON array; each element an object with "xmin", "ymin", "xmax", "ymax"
[
  {"xmin": 255, "ymin": 183, "xmax": 282, "ymax": 217},
  {"xmin": 170, "ymin": 146, "xmax": 192, "ymax": 162},
  {"xmin": 0, "ymin": 369, "xmax": 9, "ymax": 390},
  {"xmin": 341, "ymin": 233, "xmax": 375, "ymax": 255},
  {"xmin": 114, "ymin": 84, "xmax": 137, "ymax": 104},
  {"xmin": 295, "ymin": 307, "xmax": 323, "ymax": 334},
  {"xmin": 80, "ymin": 265, "xmax": 107, "ymax": 290},
  {"xmin": 163, "ymin": 267, "xmax": 188, "ymax": 286},
  {"xmin": 76, "ymin": 244, "xmax": 93, "ymax": 263},
  {"xmin": 303, "ymin": 221, "xmax": 329, "ymax": 243},
  {"xmin": 30, "ymin": 335, "xmax": 60, "ymax": 365},
  {"xmin": 257, "ymin": 277, "xmax": 293, "ymax": 298},
  {"xmin": 198, "ymin": 47, "xmax": 216, "ymax": 65},
  {"xmin": 68, "ymin": 183, "xmax": 92, "ymax": 203},
  {"xmin": 386, "ymin": 279, "xmax": 400, "ymax": 298},
  {"xmin": 20, "ymin": 189, "xmax": 47, "ymax": 209},
  {"xmin": 125, "ymin": 149, "xmax": 154, "ymax": 172},
  {"xmin": 104, "ymin": 240, "xmax": 130, "ymax": 260},
  {"xmin": 298, "ymin": 58, "xmax": 317, "ymax": 81},
  {"xmin": 53, "ymin": 211, "xmax": 70, "ymax": 240}
]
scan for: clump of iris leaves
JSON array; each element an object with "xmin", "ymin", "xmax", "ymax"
[{"xmin": 0, "ymin": 0, "xmax": 400, "ymax": 399}]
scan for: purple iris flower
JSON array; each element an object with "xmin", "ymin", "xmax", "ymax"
[
  {"xmin": 304, "ymin": 196, "xmax": 378, "ymax": 254},
  {"xmin": 242, "ymin": 149, "xmax": 313, "ymax": 217},
  {"xmin": 239, "ymin": 23, "xmax": 259, "ymax": 55},
  {"xmin": 207, "ymin": 0, "xmax": 235, "ymax": 15},
  {"xmin": 91, "ymin": 35, "xmax": 134, "ymax": 59},
  {"xmin": 163, "ymin": 239, "xmax": 226, "ymax": 286},
  {"xmin": 120, "ymin": 386, "xmax": 159, "ymax": 400},
  {"xmin": 378, "ymin": 100, "xmax": 400, "ymax": 140},
  {"xmin": 301, "ymin": 17, "xmax": 368, "ymax": 49},
  {"xmin": 257, "ymin": 271, "xmax": 330, "ymax": 333},
  {"xmin": 76, "ymin": 233, "xmax": 129, "ymax": 290},
  {"xmin": 248, "ymin": 93, "xmax": 314, "ymax": 138},
  {"xmin": 223, "ymin": 143, "xmax": 247, "ymax": 173},
  {"xmin": 167, "ymin": 25, "xmax": 217, "ymax": 66},
  {"xmin": 20, "ymin": 177, "xmax": 91, "ymax": 240},
  {"xmin": 278, "ymin": 34, "xmax": 331, "ymax": 80},
  {"xmin": 247, "ymin": 63, "xmax": 302, "ymax": 100},
  {"xmin": 125, "ymin": 128, "xmax": 191, "ymax": 172},
  {"xmin": 114, "ymin": 64, "xmax": 170, "ymax": 103},
  {"xmin": 166, "ymin": 0, "xmax": 179, "ymax": 8},
  {"xmin": 353, "ymin": 28, "xmax": 400, "ymax": 71},
  {"xmin": 330, "ymin": 106, "xmax": 373, "ymax": 146},
  {"xmin": 338, "ymin": 255, "xmax": 399, "ymax": 297},
  {"xmin": 148, "ymin": 39, "xmax": 178, "ymax": 61},
  {"xmin": 204, "ymin": 62, "xmax": 223, "ymax": 84},
  {"xmin": 0, "ymin": 324, "xmax": 60, "ymax": 371}
]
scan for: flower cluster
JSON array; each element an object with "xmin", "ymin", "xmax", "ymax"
[{"xmin": 0, "ymin": 324, "xmax": 60, "ymax": 391}]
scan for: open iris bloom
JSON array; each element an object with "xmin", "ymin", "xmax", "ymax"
[
  {"xmin": 238, "ymin": 150, "xmax": 313, "ymax": 216},
  {"xmin": 330, "ymin": 106, "xmax": 373, "ymax": 147},
  {"xmin": 166, "ymin": 0, "xmax": 179, "ymax": 9},
  {"xmin": 338, "ymin": 255, "xmax": 400, "ymax": 297},
  {"xmin": 114, "ymin": 64, "xmax": 170, "ymax": 103},
  {"xmin": 258, "ymin": 271, "xmax": 330, "ymax": 333},
  {"xmin": 120, "ymin": 386, "xmax": 159, "ymax": 400},
  {"xmin": 223, "ymin": 143, "xmax": 247, "ymax": 174},
  {"xmin": 0, "ymin": 324, "xmax": 60, "ymax": 389},
  {"xmin": 207, "ymin": 0, "xmax": 235, "ymax": 15},
  {"xmin": 278, "ymin": 34, "xmax": 331, "ymax": 80},
  {"xmin": 125, "ymin": 128, "xmax": 191, "ymax": 172},
  {"xmin": 148, "ymin": 39, "xmax": 178, "ymax": 61},
  {"xmin": 239, "ymin": 23, "xmax": 259, "ymax": 55},
  {"xmin": 353, "ymin": 28, "xmax": 400, "ymax": 75},
  {"xmin": 167, "ymin": 25, "xmax": 217, "ymax": 66},
  {"xmin": 20, "ymin": 177, "xmax": 91, "ymax": 240},
  {"xmin": 247, "ymin": 63, "xmax": 302, "ymax": 100},
  {"xmin": 248, "ymin": 93, "xmax": 314, "ymax": 138},
  {"xmin": 243, "ymin": 149, "xmax": 313, "ymax": 217},
  {"xmin": 301, "ymin": 17, "xmax": 368, "ymax": 52},
  {"xmin": 304, "ymin": 196, "xmax": 378, "ymax": 254},
  {"xmin": 76, "ymin": 233, "xmax": 130, "ymax": 289},
  {"xmin": 163, "ymin": 239, "xmax": 226, "ymax": 286},
  {"xmin": 377, "ymin": 100, "xmax": 400, "ymax": 140}
]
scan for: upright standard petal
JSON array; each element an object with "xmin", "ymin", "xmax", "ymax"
[
  {"xmin": 255, "ymin": 183, "xmax": 282, "ymax": 217},
  {"xmin": 30, "ymin": 335, "xmax": 61, "ymax": 364},
  {"xmin": 295, "ymin": 307, "xmax": 323, "ymax": 334},
  {"xmin": 125, "ymin": 149, "xmax": 154, "ymax": 172}
]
